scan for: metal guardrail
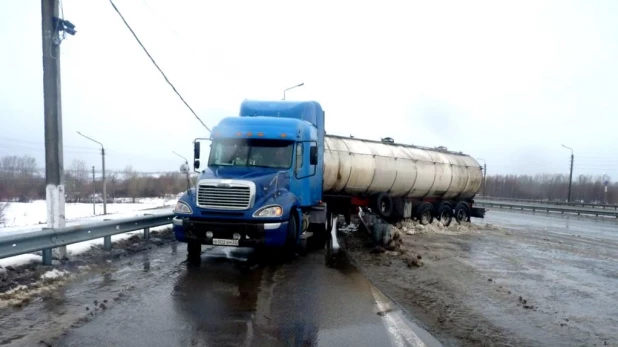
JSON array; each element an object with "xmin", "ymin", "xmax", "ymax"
[
  {"xmin": 480, "ymin": 196, "xmax": 618, "ymax": 210},
  {"xmin": 475, "ymin": 201, "xmax": 618, "ymax": 218},
  {"xmin": 0, "ymin": 213, "xmax": 174, "ymax": 265}
]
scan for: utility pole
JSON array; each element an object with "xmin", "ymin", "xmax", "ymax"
[
  {"xmin": 92, "ymin": 166, "xmax": 96, "ymax": 215},
  {"xmin": 78, "ymin": 132, "xmax": 107, "ymax": 214},
  {"xmin": 562, "ymin": 144, "xmax": 574, "ymax": 203},
  {"xmin": 42, "ymin": 0, "xmax": 67, "ymax": 262}
]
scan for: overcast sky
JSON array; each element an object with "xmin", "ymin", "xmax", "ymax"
[{"xmin": 1, "ymin": 0, "xmax": 617, "ymax": 180}]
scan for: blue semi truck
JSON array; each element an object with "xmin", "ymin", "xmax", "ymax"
[{"xmin": 172, "ymin": 100, "xmax": 485, "ymax": 263}]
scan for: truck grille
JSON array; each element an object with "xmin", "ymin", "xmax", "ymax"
[{"xmin": 197, "ymin": 184, "xmax": 252, "ymax": 209}]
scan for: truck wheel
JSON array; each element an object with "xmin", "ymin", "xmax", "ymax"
[
  {"xmin": 416, "ymin": 203, "xmax": 434, "ymax": 225},
  {"xmin": 312, "ymin": 211, "xmax": 331, "ymax": 250},
  {"xmin": 372, "ymin": 193, "xmax": 393, "ymax": 219},
  {"xmin": 187, "ymin": 242, "xmax": 201, "ymax": 264},
  {"xmin": 284, "ymin": 214, "xmax": 298, "ymax": 257},
  {"xmin": 437, "ymin": 204, "xmax": 453, "ymax": 226},
  {"xmin": 454, "ymin": 203, "xmax": 470, "ymax": 224}
]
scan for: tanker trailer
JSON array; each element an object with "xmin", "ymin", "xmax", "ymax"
[{"xmin": 322, "ymin": 135, "xmax": 485, "ymax": 226}]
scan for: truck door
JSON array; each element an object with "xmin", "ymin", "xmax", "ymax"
[{"xmin": 291, "ymin": 141, "xmax": 317, "ymax": 206}]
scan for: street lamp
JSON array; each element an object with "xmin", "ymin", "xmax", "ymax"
[
  {"xmin": 173, "ymin": 151, "xmax": 192, "ymax": 192},
  {"xmin": 173, "ymin": 151, "xmax": 188, "ymax": 165},
  {"xmin": 78, "ymin": 131, "xmax": 107, "ymax": 214},
  {"xmin": 561, "ymin": 144, "xmax": 574, "ymax": 203},
  {"xmin": 476, "ymin": 158, "xmax": 487, "ymax": 197},
  {"xmin": 282, "ymin": 82, "xmax": 304, "ymax": 100}
]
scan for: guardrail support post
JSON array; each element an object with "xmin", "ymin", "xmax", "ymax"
[
  {"xmin": 144, "ymin": 227, "xmax": 150, "ymax": 240},
  {"xmin": 42, "ymin": 249, "xmax": 52, "ymax": 265},
  {"xmin": 103, "ymin": 235, "xmax": 112, "ymax": 250}
]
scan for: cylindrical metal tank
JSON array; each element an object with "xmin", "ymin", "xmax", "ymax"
[{"xmin": 323, "ymin": 135, "xmax": 482, "ymax": 200}]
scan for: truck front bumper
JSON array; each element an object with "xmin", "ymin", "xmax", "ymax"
[{"xmin": 173, "ymin": 216, "xmax": 288, "ymax": 248}]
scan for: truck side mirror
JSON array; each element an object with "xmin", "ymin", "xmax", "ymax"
[
  {"xmin": 310, "ymin": 145, "xmax": 318, "ymax": 165},
  {"xmin": 194, "ymin": 141, "xmax": 200, "ymax": 160},
  {"xmin": 194, "ymin": 159, "xmax": 200, "ymax": 170}
]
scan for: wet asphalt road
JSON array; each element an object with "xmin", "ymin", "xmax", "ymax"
[
  {"xmin": 465, "ymin": 208, "xmax": 618, "ymax": 345},
  {"xmin": 3, "ymin": 243, "xmax": 441, "ymax": 347},
  {"xmin": 477, "ymin": 206, "xmax": 618, "ymax": 237}
]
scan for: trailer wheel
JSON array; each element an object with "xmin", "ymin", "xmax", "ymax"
[
  {"xmin": 416, "ymin": 203, "xmax": 434, "ymax": 225},
  {"xmin": 437, "ymin": 204, "xmax": 453, "ymax": 226},
  {"xmin": 372, "ymin": 193, "xmax": 393, "ymax": 219},
  {"xmin": 454, "ymin": 203, "xmax": 470, "ymax": 224}
]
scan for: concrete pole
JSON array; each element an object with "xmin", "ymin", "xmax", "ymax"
[
  {"xmin": 92, "ymin": 166, "xmax": 96, "ymax": 215},
  {"xmin": 102, "ymin": 148, "xmax": 107, "ymax": 214},
  {"xmin": 42, "ymin": 0, "xmax": 67, "ymax": 262},
  {"xmin": 77, "ymin": 131, "xmax": 107, "ymax": 214},
  {"xmin": 567, "ymin": 153, "xmax": 574, "ymax": 203}
]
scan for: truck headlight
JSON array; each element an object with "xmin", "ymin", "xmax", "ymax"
[
  {"xmin": 253, "ymin": 205, "xmax": 283, "ymax": 218},
  {"xmin": 174, "ymin": 201, "xmax": 193, "ymax": 214}
]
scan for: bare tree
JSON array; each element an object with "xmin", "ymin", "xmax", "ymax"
[
  {"xmin": 486, "ymin": 173, "xmax": 616, "ymax": 204},
  {"xmin": 0, "ymin": 155, "xmax": 42, "ymax": 202},
  {"xmin": 124, "ymin": 166, "xmax": 143, "ymax": 203},
  {"xmin": 66, "ymin": 159, "xmax": 88, "ymax": 202}
]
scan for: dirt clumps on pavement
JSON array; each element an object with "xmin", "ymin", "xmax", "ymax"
[{"xmin": 341, "ymin": 216, "xmax": 541, "ymax": 347}]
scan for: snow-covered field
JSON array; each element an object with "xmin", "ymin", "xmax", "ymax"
[
  {"xmin": 0, "ymin": 197, "xmax": 177, "ymax": 270},
  {"xmin": 1, "ymin": 197, "xmax": 176, "ymax": 229}
]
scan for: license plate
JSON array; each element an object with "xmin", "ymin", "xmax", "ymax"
[{"xmin": 212, "ymin": 238, "xmax": 239, "ymax": 246}]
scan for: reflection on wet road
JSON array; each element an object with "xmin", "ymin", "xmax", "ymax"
[{"xmin": 14, "ymin": 245, "xmax": 440, "ymax": 347}]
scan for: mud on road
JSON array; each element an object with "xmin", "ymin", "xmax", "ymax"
[{"xmin": 341, "ymin": 217, "xmax": 618, "ymax": 347}]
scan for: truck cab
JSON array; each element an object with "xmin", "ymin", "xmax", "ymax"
[{"xmin": 172, "ymin": 100, "xmax": 326, "ymax": 261}]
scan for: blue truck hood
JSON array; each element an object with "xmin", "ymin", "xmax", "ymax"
[
  {"xmin": 201, "ymin": 166, "xmax": 279, "ymax": 179},
  {"xmin": 199, "ymin": 167, "xmax": 290, "ymax": 193}
]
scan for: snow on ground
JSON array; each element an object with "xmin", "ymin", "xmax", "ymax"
[
  {"xmin": 1, "ymin": 197, "xmax": 176, "ymax": 229},
  {"xmin": 0, "ymin": 197, "xmax": 176, "ymax": 270},
  {"xmin": 40, "ymin": 269, "xmax": 69, "ymax": 280},
  {"xmin": 63, "ymin": 224, "xmax": 171, "ymax": 256},
  {"xmin": 0, "ymin": 254, "xmax": 42, "ymax": 270}
]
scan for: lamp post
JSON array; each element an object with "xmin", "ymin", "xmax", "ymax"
[
  {"xmin": 476, "ymin": 158, "xmax": 487, "ymax": 197},
  {"xmin": 561, "ymin": 144, "xmax": 574, "ymax": 203},
  {"xmin": 173, "ymin": 151, "xmax": 188, "ymax": 165},
  {"xmin": 282, "ymin": 83, "xmax": 304, "ymax": 100},
  {"xmin": 78, "ymin": 131, "xmax": 107, "ymax": 214}
]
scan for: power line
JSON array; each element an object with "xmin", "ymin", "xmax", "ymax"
[{"xmin": 108, "ymin": 0, "xmax": 211, "ymax": 133}]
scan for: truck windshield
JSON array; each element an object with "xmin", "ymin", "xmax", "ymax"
[{"xmin": 208, "ymin": 138, "xmax": 294, "ymax": 169}]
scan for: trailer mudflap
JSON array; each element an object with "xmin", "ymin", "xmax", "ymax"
[{"xmin": 471, "ymin": 207, "xmax": 486, "ymax": 218}]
